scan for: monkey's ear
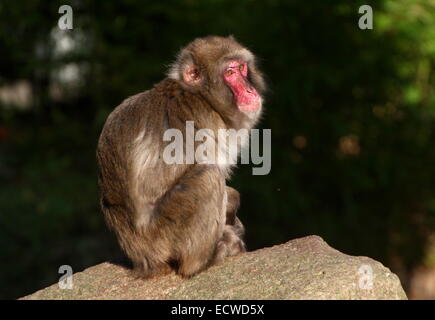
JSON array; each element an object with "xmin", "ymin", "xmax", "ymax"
[
  {"xmin": 182, "ymin": 65, "xmax": 202, "ymax": 85},
  {"xmin": 168, "ymin": 53, "xmax": 202, "ymax": 85}
]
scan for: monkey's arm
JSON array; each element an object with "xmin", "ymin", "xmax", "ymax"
[{"xmin": 225, "ymin": 186, "xmax": 240, "ymax": 225}]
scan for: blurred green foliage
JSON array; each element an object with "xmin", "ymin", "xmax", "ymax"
[{"xmin": 0, "ymin": 0, "xmax": 434, "ymax": 299}]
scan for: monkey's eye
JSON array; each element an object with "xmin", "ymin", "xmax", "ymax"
[
  {"xmin": 224, "ymin": 69, "xmax": 235, "ymax": 77},
  {"xmin": 239, "ymin": 64, "xmax": 244, "ymax": 72}
]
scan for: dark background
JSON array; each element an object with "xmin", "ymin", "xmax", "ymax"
[{"xmin": 1, "ymin": 0, "xmax": 434, "ymax": 299}]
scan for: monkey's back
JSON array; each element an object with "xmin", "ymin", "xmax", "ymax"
[{"xmin": 96, "ymin": 79, "xmax": 226, "ymax": 230}]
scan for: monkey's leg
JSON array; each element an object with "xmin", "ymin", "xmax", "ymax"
[{"xmin": 155, "ymin": 165, "xmax": 226, "ymax": 278}]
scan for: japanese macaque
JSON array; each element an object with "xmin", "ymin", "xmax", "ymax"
[{"xmin": 96, "ymin": 36, "xmax": 266, "ymax": 278}]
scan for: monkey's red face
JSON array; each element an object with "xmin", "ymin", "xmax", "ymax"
[
  {"xmin": 223, "ymin": 61, "xmax": 261, "ymax": 112},
  {"xmin": 169, "ymin": 37, "xmax": 266, "ymax": 116}
]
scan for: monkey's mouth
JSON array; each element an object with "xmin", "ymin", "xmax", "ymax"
[
  {"xmin": 232, "ymin": 82, "xmax": 261, "ymax": 112},
  {"xmin": 238, "ymin": 99, "xmax": 261, "ymax": 112}
]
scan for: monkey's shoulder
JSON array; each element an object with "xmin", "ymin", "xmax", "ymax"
[
  {"xmin": 114, "ymin": 79, "xmax": 201, "ymax": 112},
  {"xmin": 152, "ymin": 79, "xmax": 183, "ymax": 98},
  {"xmin": 151, "ymin": 78, "xmax": 204, "ymax": 102}
]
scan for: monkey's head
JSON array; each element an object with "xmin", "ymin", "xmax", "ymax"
[{"xmin": 168, "ymin": 36, "xmax": 266, "ymax": 121}]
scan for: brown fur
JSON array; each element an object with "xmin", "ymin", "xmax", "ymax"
[{"xmin": 96, "ymin": 36, "xmax": 265, "ymax": 278}]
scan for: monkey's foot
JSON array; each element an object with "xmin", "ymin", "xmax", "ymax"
[{"xmin": 212, "ymin": 225, "xmax": 246, "ymax": 265}]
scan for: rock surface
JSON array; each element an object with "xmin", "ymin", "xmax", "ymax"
[{"xmin": 21, "ymin": 235, "xmax": 407, "ymax": 300}]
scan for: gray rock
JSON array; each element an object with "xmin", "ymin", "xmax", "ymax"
[{"xmin": 21, "ymin": 235, "xmax": 407, "ymax": 300}]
